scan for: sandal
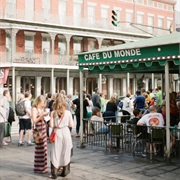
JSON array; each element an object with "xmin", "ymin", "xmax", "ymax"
[
  {"xmin": 57, "ymin": 167, "xmax": 63, "ymax": 176},
  {"xmin": 76, "ymin": 134, "xmax": 80, "ymax": 138}
]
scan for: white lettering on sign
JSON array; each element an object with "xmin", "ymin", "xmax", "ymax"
[
  {"xmin": 84, "ymin": 53, "xmax": 100, "ymax": 61},
  {"xmin": 114, "ymin": 48, "xmax": 141, "ymax": 58},
  {"xmin": 103, "ymin": 52, "xmax": 112, "ymax": 59},
  {"xmin": 83, "ymin": 48, "xmax": 141, "ymax": 61}
]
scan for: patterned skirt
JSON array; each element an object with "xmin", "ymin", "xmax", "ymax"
[{"xmin": 34, "ymin": 121, "xmax": 48, "ymax": 173}]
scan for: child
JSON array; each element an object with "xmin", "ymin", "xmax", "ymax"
[{"xmin": 150, "ymin": 97, "xmax": 156, "ymax": 106}]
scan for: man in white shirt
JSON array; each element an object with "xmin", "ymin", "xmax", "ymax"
[
  {"xmin": 18, "ymin": 92, "xmax": 34, "ymax": 146},
  {"xmin": 137, "ymin": 106, "xmax": 164, "ymax": 129},
  {"xmin": 137, "ymin": 106, "xmax": 165, "ymax": 156},
  {"xmin": 2, "ymin": 90, "xmax": 11, "ymax": 144},
  {"xmin": 0, "ymin": 98, "xmax": 7, "ymax": 148}
]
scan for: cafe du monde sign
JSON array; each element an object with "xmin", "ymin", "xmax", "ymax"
[{"xmin": 82, "ymin": 48, "xmax": 142, "ymax": 62}]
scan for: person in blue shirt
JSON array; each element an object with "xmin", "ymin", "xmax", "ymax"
[{"xmin": 133, "ymin": 90, "xmax": 145, "ymax": 113}]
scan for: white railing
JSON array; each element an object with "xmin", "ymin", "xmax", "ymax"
[
  {"xmin": 0, "ymin": 7, "xmax": 172, "ymax": 36},
  {"xmin": 11, "ymin": 52, "xmax": 77, "ymax": 66},
  {"xmin": 0, "ymin": 51, "xmax": 11, "ymax": 64}
]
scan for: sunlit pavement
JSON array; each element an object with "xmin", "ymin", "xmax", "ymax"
[{"xmin": 0, "ymin": 122, "xmax": 180, "ymax": 180}]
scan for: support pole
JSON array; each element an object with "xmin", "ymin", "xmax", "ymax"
[
  {"xmin": 79, "ymin": 70, "xmax": 85, "ymax": 148},
  {"xmin": 165, "ymin": 62, "xmax": 170, "ymax": 162},
  {"xmin": 12, "ymin": 67, "xmax": 15, "ymax": 107}
]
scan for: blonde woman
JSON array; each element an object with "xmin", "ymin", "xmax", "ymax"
[
  {"xmin": 31, "ymin": 95, "xmax": 49, "ymax": 174},
  {"xmin": 49, "ymin": 94, "xmax": 73, "ymax": 179}
]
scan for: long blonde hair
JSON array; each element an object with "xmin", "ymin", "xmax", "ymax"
[
  {"xmin": 33, "ymin": 95, "xmax": 46, "ymax": 109},
  {"xmin": 53, "ymin": 93, "xmax": 67, "ymax": 118}
]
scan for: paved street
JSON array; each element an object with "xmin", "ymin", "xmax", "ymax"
[{"xmin": 0, "ymin": 122, "xmax": 180, "ymax": 180}]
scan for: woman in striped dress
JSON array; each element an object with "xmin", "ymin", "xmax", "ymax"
[{"xmin": 32, "ymin": 95, "xmax": 49, "ymax": 174}]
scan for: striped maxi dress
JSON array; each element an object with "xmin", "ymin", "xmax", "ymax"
[{"xmin": 34, "ymin": 120, "xmax": 48, "ymax": 173}]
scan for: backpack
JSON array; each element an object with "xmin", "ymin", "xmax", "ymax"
[{"xmin": 15, "ymin": 100, "xmax": 26, "ymax": 116}]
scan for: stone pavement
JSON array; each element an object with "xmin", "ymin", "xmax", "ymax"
[{"xmin": 0, "ymin": 131, "xmax": 180, "ymax": 180}]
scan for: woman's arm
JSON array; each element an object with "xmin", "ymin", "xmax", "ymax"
[
  {"xmin": 49, "ymin": 111, "xmax": 55, "ymax": 128},
  {"xmin": 68, "ymin": 112, "xmax": 74, "ymax": 128},
  {"xmin": 31, "ymin": 107, "xmax": 48, "ymax": 124}
]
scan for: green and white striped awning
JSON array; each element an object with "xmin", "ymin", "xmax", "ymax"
[{"xmin": 78, "ymin": 32, "xmax": 180, "ymax": 73}]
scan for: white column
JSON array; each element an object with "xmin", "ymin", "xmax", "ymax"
[
  {"xmin": 108, "ymin": 78, "xmax": 113, "ymax": 98},
  {"xmin": 64, "ymin": 34, "xmax": 72, "ymax": 56},
  {"xmin": 133, "ymin": 78, "xmax": 136, "ymax": 95},
  {"xmin": 98, "ymin": 74, "xmax": 102, "ymax": 92},
  {"xmin": 49, "ymin": 33, "xmax": 56, "ymax": 65},
  {"xmin": 154, "ymin": 78, "xmax": 158, "ymax": 88},
  {"xmin": 145, "ymin": 78, "xmax": 149, "ymax": 91},
  {"xmin": 16, "ymin": 76, "xmax": 21, "ymax": 102},
  {"xmin": 79, "ymin": 71, "xmax": 84, "ymax": 147},
  {"xmin": 97, "ymin": 38, "xmax": 103, "ymax": 48},
  {"xmin": 69, "ymin": 77, "xmax": 74, "ymax": 95},
  {"xmin": 11, "ymin": 29, "xmax": 18, "ymax": 63},
  {"xmin": 127, "ymin": 73, "xmax": 130, "ymax": 93},
  {"xmin": 51, "ymin": 68, "xmax": 55, "ymax": 94},
  {"xmin": 122, "ymin": 78, "xmax": 127, "ymax": 96},
  {"xmin": 67, "ymin": 69, "xmax": 70, "ymax": 95},
  {"xmin": 12, "ymin": 67, "xmax": 15, "ymax": 106},
  {"xmin": 35, "ymin": 77, "xmax": 42, "ymax": 97},
  {"xmin": 151, "ymin": 73, "xmax": 154, "ymax": 90}
]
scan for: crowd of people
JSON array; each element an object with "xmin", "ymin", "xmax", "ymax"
[
  {"xmin": 0, "ymin": 86, "xmax": 180, "ymax": 177},
  {"xmin": 0, "ymin": 90, "xmax": 74, "ymax": 179}
]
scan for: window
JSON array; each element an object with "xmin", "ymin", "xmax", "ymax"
[
  {"xmin": 137, "ymin": 13, "xmax": 144, "ymax": 24},
  {"xmin": 59, "ymin": 0, "xmax": 67, "ymax": 25},
  {"xmin": 167, "ymin": 5, "xmax": 173, "ymax": 11},
  {"xmin": 167, "ymin": 19, "xmax": 172, "ymax": 30},
  {"xmin": 120, "ymin": 0, "xmax": 133, "ymax": 2},
  {"xmin": 158, "ymin": 17, "xmax": 163, "ymax": 28},
  {"xmin": 88, "ymin": 39, "xmax": 96, "ymax": 51},
  {"xmin": 88, "ymin": 5, "xmax": 96, "ymax": 25},
  {"xmin": 6, "ymin": 0, "xmax": 16, "ymax": 18},
  {"xmin": 73, "ymin": 2, "xmax": 82, "ymax": 26},
  {"xmin": 42, "ymin": 0, "xmax": 50, "ymax": 22},
  {"xmin": 58, "ymin": 39, "xmax": 66, "ymax": 56},
  {"xmin": 126, "ymin": 10, "xmax": 133, "ymax": 27},
  {"xmin": 148, "ymin": 0, "xmax": 154, "ymax": 7},
  {"xmin": 148, "ymin": 15, "xmax": 154, "ymax": 33},
  {"xmin": 101, "ymin": 6, "xmax": 109, "ymax": 26},
  {"xmin": 73, "ymin": 37, "xmax": 82, "ymax": 54},
  {"xmin": 25, "ymin": 36, "xmax": 34, "ymax": 57},
  {"xmin": 25, "ymin": 0, "xmax": 34, "ymax": 21},
  {"xmin": 157, "ymin": 2, "xmax": 164, "ymax": 9},
  {"xmin": 101, "ymin": 40, "xmax": 111, "ymax": 49},
  {"xmin": 136, "ymin": 0, "xmax": 144, "ymax": 5}
]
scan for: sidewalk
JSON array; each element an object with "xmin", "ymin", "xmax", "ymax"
[{"xmin": 0, "ymin": 133, "xmax": 180, "ymax": 180}]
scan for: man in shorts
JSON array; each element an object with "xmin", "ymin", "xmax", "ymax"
[{"xmin": 18, "ymin": 92, "xmax": 34, "ymax": 146}]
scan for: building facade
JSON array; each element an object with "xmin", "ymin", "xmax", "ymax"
[{"xmin": 0, "ymin": 0, "xmax": 177, "ymax": 102}]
